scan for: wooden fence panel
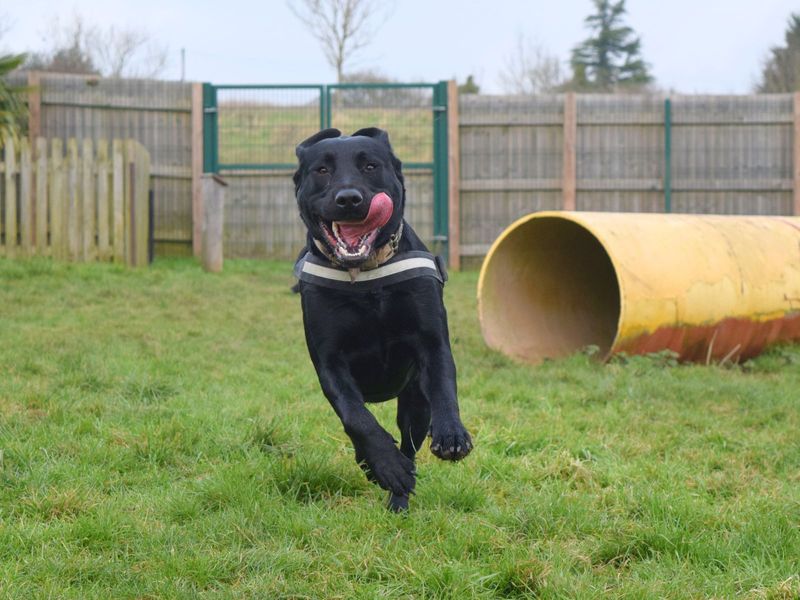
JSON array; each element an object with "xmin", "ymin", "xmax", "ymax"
[
  {"xmin": 459, "ymin": 92, "xmax": 798, "ymax": 260},
  {"xmin": 27, "ymin": 73, "xmax": 193, "ymax": 253},
  {"xmin": 459, "ymin": 95, "xmax": 565, "ymax": 257},
  {"xmin": 671, "ymin": 95, "xmax": 793, "ymax": 215},
  {"xmin": 576, "ymin": 95, "xmax": 664, "ymax": 213},
  {"xmin": 0, "ymin": 136, "xmax": 150, "ymax": 265}
]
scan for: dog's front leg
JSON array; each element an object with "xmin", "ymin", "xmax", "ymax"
[
  {"xmin": 418, "ymin": 342, "xmax": 473, "ymax": 462},
  {"xmin": 314, "ymin": 362, "xmax": 416, "ymax": 498}
]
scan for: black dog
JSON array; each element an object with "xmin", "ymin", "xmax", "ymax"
[{"xmin": 292, "ymin": 127, "xmax": 472, "ymax": 511}]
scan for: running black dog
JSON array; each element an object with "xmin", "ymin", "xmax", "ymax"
[{"xmin": 292, "ymin": 127, "xmax": 472, "ymax": 511}]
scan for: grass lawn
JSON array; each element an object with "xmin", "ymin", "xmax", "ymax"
[
  {"xmin": 1, "ymin": 257, "xmax": 800, "ymax": 599},
  {"xmin": 217, "ymin": 106, "xmax": 433, "ymax": 166}
]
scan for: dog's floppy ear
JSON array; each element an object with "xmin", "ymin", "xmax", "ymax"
[
  {"xmin": 352, "ymin": 127, "xmax": 404, "ymax": 189},
  {"xmin": 294, "ymin": 129, "xmax": 341, "ymax": 193},
  {"xmin": 351, "ymin": 127, "xmax": 391, "ymax": 147},
  {"xmin": 295, "ymin": 128, "xmax": 342, "ymax": 160}
]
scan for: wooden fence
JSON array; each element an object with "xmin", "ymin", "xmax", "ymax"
[
  {"xmin": 13, "ymin": 73, "xmax": 800, "ymax": 265},
  {"xmin": 457, "ymin": 93, "xmax": 800, "ymax": 260},
  {"xmin": 0, "ymin": 137, "xmax": 151, "ymax": 266},
  {"xmin": 17, "ymin": 72, "xmax": 194, "ymax": 256}
]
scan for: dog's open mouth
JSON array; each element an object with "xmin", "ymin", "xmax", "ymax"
[{"xmin": 319, "ymin": 192, "xmax": 393, "ymax": 264}]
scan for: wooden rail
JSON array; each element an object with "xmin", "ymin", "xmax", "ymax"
[{"xmin": 0, "ymin": 137, "xmax": 150, "ymax": 266}]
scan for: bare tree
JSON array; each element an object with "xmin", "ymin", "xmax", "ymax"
[
  {"xmin": 0, "ymin": 12, "xmax": 12, "ymax": 44},
  {"xmin": 499, "ymin": 35, "xmax": 566, "ymax": 94},
  {"xmin": 288, "ymin": 0, "xmax": 392, "ymax": 82},
  {"xmin": 90, "ymin": 26, "xmax": 168, "ymax": 78},
  {"xmin": 24, "ymin": 13, "xmax": 168, "ymax": 78},
  {"xmin": 26, "ymin": 13, "xmax": 98, "ymax": 74}
]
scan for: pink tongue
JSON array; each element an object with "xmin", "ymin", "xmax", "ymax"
[{"xmin": 337, "ymin": 192, "xmax": 393, "ymax": 247}]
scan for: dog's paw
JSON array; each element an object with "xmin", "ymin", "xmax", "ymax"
[
  {"xmin": 387, "ymin": 492, "xmax": 410, "ymax": 513},
  {"xmin": 430, "ymin": 422, "xmax": 473, "ymax": 461},
  {"xmin": 357, "ymin": 446, "xmax": 416, "ymax": 497}
]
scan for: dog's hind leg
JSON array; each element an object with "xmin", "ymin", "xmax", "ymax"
[
  {"xmin": 397, "ymin": 384, "xmax": 431, "ymax": 460},
  {"xmin": 388, "ymin": 384, "xmax": 431, "ymax": 512}
]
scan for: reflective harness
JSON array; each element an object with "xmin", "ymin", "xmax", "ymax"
[{"xmin": 294, "ymin": 250, "xmax": 447, "ymax": 292}]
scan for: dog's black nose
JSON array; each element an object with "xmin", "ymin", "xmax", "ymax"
[{"xmin": 335, "ymin": 189, "xmax": 363, "ymax": 208}]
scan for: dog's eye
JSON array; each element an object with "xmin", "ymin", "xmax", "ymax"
[
  {"xmin": 316, "ymin": 166, "xmax": 329, "ymax": 175},
  {"xmin": 364, "ymin": 163, "xmax": 378, "ymax": 172}
]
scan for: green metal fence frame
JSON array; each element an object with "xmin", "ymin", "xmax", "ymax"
[{"xmin": 202, "ymin": 81, "xmax": 450, "ymax": 259}]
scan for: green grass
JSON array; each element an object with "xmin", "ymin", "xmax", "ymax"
[
  {"xmin": 217, "ymin": 106, "xmax": 433, "ymax": 166},
  {"xmin": 1, "ymin": 257, "xmax": 800, "ymax": 599}
]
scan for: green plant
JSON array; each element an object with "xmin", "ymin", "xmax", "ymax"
[{"xmin": 0, "ymin": 53, "xmax": 28, "ymax": 140}]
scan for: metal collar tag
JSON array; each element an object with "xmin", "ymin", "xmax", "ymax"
[{"xmin": 294, "ymin": 250, "xmax": 446, "ymax": 292}]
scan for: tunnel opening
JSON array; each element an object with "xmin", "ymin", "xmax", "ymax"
[{"xmin": 478, "ymin": 216, "xmax": 622, "ymax": 363}]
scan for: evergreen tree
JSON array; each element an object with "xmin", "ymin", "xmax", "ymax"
[
  {"xmin": 458, "ymin": 75, "xmax": 480, "ymax": 95},
  {"xmin": 757, "ymin": 13, "xmax": 800, "ymax": 92},
  {"xmin": 569, "ymin": 0, "xmax": 652, "ymax": 92}
]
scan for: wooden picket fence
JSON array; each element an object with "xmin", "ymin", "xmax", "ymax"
[{"xmin": 0, "ymin": 137, "xmax": 151, "ymax": 266}]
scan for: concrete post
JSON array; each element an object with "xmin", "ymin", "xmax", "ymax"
[{"xmin": 201, "ymin": 174, "xmax": 226, "ymax": 272}]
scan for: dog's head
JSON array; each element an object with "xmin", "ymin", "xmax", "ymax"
[{"xmin": 293, "ymin": 127, "xmax": 405, "ymax": 267}]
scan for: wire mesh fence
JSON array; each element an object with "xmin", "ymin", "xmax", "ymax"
[
  {"xmin": 217, "ymin": 85, "xmax": 323, "ymax": 168},
  {"xmin": 328, "ymin": 84, "xmax": 435, "ymax": 166},
  {"xmin": 213, "ymin": 83, "xmax": 440, "ymax": 258}
]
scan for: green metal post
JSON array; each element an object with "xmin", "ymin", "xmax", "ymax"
[
  {"xmin": 320, "ymin": 85, "xmax": 328, "ymax": 130},
  {"xmin": 202, "ymin": 83, "xmax": 218, "ymax": 173},
  {"xmin": 664, "ymin": 97, "xmax": 672, "ymax": 213},
  {"xmin": 432, "ymin": 81, "xmax": 449, "ymax": 261},
  {"xmin": 325, "ymin": 86, "xmax": 333, "ymax": 129}
]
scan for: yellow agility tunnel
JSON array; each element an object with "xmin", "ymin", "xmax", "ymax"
[{"xmin": 477, "ymin": 212, "xmax": 800, "ymax": 364}]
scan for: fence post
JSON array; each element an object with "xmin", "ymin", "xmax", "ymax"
[
  {"xmin": 66, "ymin": 139, "xmax": 80, "ymax": 261},
  {"xmin": 5, "ymin": 136, "xmax": 17, "ymax": 257},
  {"xmin": 112, "ymin": 140, "xmax": 125, "ymax": 263},
  {"xmin": 19, "ymin": 139, "xmax": 32, "ymax": 255},
  {"xmin": 27, "ymin": 71, "xmax": 41, "ymax": 245},
  {"xmin": 664, "ymin": 97, "xmax": 673, "ymax": 213},
  {"xmin": 794, "ymin": 92, "xmax": 800, "ymax": 216},
  {"xmin": 192, "ymin": 82, "xmax": 204, "ymax": 257},
  {"xmin": 27, "ymin": 71, "xmax": 41, "ymax": 144},
  {"xmin": 96, "ymin": 140, "xmax": 110, "ymax": 260},
  {"xmin": 82, "ymin": 138, "xmax": 95, "ymax": 261},
  {"xmin": 35, "ymin": 137, "xmax": 48, "ymax": 256},
  {"xmin": 201, "ymin": 174, "xmax": 226, "ymax": 273},
  {"xmin": 202, "ymin": 83, "xmax": 218, "ymax": 174},
  {"xmin": 132, "ymin": 141, "xmax": 151, "ymax": 267},
  {"xmin": 562, "ymin": 92, "xmax": 577, "ymax": 211},
  {"xmin": 50, "ymin": 138, "xmax": 65, "ymax": 260},
  {"xmin": 320, "ymin": 85, "xmax": 329, "ymax": 129},
  {"xmin": 446, "ymin": 80, "xmax": 461, "ymax": 271},
  {"xmin": 432, "ymin": 81, "xmax": 449, "ymax": 261}
]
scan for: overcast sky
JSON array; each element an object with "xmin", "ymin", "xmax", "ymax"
[{"xmin": 2, "ymin": 0, "xmax": 798, "ymax": 93}]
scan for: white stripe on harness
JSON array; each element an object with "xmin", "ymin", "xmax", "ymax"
[{"xmin": 302, "ymin": 256, "xmax": 438, "ymax": 283}]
